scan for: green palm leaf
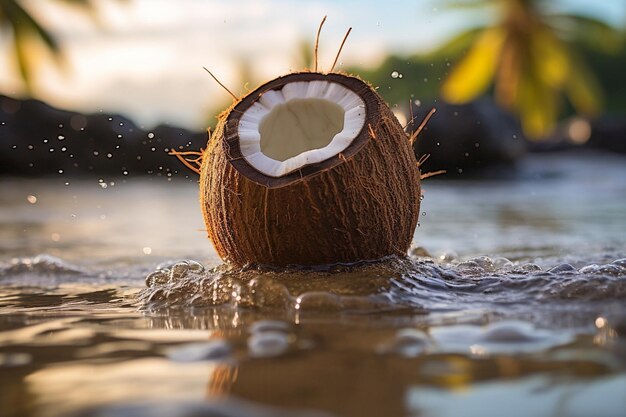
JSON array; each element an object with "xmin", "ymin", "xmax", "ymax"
[
  {"xmin": 439, "ymin": 0, "xmax": 612, "ymax": 138},
  {"xmin": 0, "ymin": 0, "xmax": 124, "ymax": 93},
  {"xmin": 442, "ymin": 28, "xmax": 505, "ymax": 103}
]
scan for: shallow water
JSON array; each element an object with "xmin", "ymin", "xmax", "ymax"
[{"xmin": 1, "ymin": 151, "xmax": 625, "ymax": 417}]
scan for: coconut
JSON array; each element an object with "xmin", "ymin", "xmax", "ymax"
[{"xmin": 199, "ymin": 71, "xmax": 422, "ymax": 267}]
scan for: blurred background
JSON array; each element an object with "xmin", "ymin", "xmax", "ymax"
[
  {"xmin": 1, "ymin": 0, "xmax": 625, "ymax": 178},
  {"xmin": 1, "ymin": 0, "xmax": 626, "ymax": 264}
]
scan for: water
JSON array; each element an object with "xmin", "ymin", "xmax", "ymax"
[{"xmin": 1, "ymin": 151, "xmax": 625, "ymax": 417}]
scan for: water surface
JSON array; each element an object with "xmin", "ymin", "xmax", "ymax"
[{"xmin": 1, "ymin": 151, "xmax": 625, "ymax": 417}]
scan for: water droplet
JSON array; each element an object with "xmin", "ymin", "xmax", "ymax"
[
  {"xmin": 414, "ymin": 99, "xmax": 421, "ymax": 107},
  {"xmin": 27, "ymin": 145, "xmax": 34, "ymax": 150},
  {"xmin": 58, "ymin": 169, "xmax": 64, "ymax": 174},
  {"xmin": 117, "ymin": 134, "xmax": 122, "ymax": 139},
  {"xmin": 99, "ymin": 183, "xmax": 107, "ymax": 189},
  {"xmin": 61, "ymin": 147, "xmax": 67, "ymax": 152},
  {"xmin": 108, "ymin": 117, "xmax": 113, "ymax": 121},
  {"xmin": 148, "ymin": 132, "xmax": 155, "ymax": 139},
  {"xmin": 51, "ymin": 233, "xmax": 61, "ymax": 242},
  {"xmin": 57, "ymin": 135, "xmax": 65, "ymax": 141},
  {"xmin": 143, "ymin": 247, "xmax": 152, "ymax": 255},
  {"xmin": 391, "ymin": 71, "xmax": 400, "ymax": 79},
  {"xmin": 106, "ymin": 153, "xmax": 113, "ymax": 158},
  {"xmin": 27, "ymin": 195, "xmax": 37, "ymax": 204},
  {"xmin": 123, "ymin": 171, "xmax": 128, "ymax": 176},
  {"xmin": 93, "ymin": 151, "xmax": 99, "ymax": 156},
  {"xmin": 423, "ymin": 78, "xmax": 428, "ymax": 82}
]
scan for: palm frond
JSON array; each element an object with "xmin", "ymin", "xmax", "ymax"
[
  {"xmin": 442, "ymin": 28, "xmax": 505, "ymax": 103},
  {"xmin": 431, "ymin": 26, "xmax": 487, "ymax": 57},
  {"xmin": 2, "ymin": 0, "xmax": 59, "ymax": 52}
]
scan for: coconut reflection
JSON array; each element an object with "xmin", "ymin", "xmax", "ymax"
[{"xmin": 143, "ymin": 308, "xmax": 621, "ymax": 417}]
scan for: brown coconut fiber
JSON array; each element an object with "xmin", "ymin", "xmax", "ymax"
[{"xmin": 199, "ymin": 71, "xmax": 421, "ymax": 267}]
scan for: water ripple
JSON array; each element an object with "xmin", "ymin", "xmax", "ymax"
[{"xmin": 138, "ymin": 256, "xmax": 626, "ymax": 317}]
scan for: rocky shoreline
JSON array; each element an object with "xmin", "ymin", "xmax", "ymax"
[
  {"xmin": 1, "ymin": 94, "xmax": 206, "ymax": 177},
  {"xmin": 2, "ymin": 94, "xmax": 623, "ymax": 178}
]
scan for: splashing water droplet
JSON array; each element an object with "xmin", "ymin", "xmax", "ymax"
[{"xmin": 391, "ymin": 71, "xmax": 400, "ymax": 79}]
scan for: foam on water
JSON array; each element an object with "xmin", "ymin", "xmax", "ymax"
[{"xmin": 138, "ymin": 256, "xmax": 626, "ymax": 321}]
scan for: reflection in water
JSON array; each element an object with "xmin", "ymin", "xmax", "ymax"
[
  {"xmin": 407, "ymin": 375, "xmax": 626, "ymax": 417},
  {"xmin": 0, "ymin": 254, "xmax": 625, "ymax": 417}
]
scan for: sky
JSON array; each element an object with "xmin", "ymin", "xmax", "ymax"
[{"xmin": 0, "ymin": 0, "xmax": 624, "ymax": 130}]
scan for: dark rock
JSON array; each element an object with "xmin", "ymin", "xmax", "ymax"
[
  {"xmin": 0, "ymin": 94, "xmax": 207, "ymax": 177},
  {"xmin": 524, "ymin": 115, "xmax": 626, "ymax": 154},
  {"xmin": 407, "ymin": 97, "xmax": 526, "ymax": 178},
  {"xmin": 588, "ymin": 115, "xmax": 626, "ymax": 154}
]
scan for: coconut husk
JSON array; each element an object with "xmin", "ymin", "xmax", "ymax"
[{"xmin": 200, "ymin": 71, "xmax": 421, "ymax": 267}]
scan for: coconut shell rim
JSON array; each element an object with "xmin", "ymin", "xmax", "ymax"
[{"xmin": 221, "ymin": 71, "xmax": 381, "ymax": 189}]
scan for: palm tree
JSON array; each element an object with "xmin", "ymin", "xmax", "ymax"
[
  {"xmin": 0, "ymin": 0, "xmax": 114, "ymax": 92},
  {"xmin": 440, "ymin": 0, "xmax": 622, "ymax": 138}
]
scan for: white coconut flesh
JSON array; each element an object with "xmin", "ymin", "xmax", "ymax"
[{"xmin": 238, "ymin": 80, "xmax": 366, "ymax": 177}]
